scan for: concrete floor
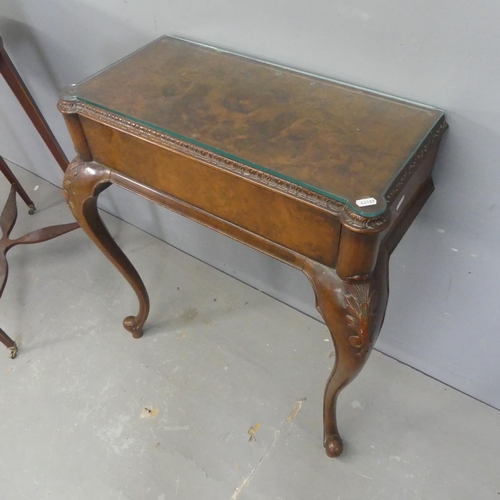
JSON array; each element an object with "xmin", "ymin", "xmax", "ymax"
[{"xmin": 0, "ymin": 162, "xmax": 499, "ymax": 500}]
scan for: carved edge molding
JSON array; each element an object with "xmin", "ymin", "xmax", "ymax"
[
  {"xmin": 58, "ymin": 97, "xmax": 79, "ymax": 114},
  {"xmin": 58, "ymin": 99, "xmax": 445, "ymax": 232},
  {"xmin": 344, "ymin": 276, "xmax": 378, "ymax": 357},
  {"xmin": 57, "ymin": 99, "xmax": 353, "ymax": 217},
  {"xmin": 385, "ymin": 117, "xmax": 448, "ymax": 204},
  {"xmin": 62, "ymin": 157, "xmax": 111, "ymax": 212},
  {"xmin": 61, "ymin": 157, "xmax": 82, "ymax": 212}
]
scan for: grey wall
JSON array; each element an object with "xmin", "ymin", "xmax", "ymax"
[{"xmin": 1, "ymin": 0, "xmax": 499, "ymax": 409}]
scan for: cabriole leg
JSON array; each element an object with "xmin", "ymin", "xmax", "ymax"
[
  {"xmin": 302, "ymin": 248, "xmax": 389, "ymax": 457},
  {"xmin": 63, "ymin": 158, "xmax": 150, "ymax": 338}
]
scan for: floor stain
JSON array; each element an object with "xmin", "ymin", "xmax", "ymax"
[
  {"xmin": 140, "ymin": 406, "xmax": 160, "ymax": 418},
  {"xmin": 287, "ymin": 398, "xmax": 306, "ymax": 422},
  {"xmin": 180, "ymin": 308, "xmax": 198, "ymax": 322},
  {"xmin": 248, "ymin": 423, "xmax": 261, "ymax": 442}
]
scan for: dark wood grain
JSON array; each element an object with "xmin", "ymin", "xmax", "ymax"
[
  {"xmin": 60, "ymin": 37, "xmax": 447, "ymax": 457},
  {"xmin": 70, "ymin": 36, "xmax": 443, "ymax": 208},
  {"xmin": 80, "ymin": 117, "xmax": 341, "ymax": 267}
]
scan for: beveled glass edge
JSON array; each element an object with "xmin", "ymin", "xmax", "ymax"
[
  {"xmin": 61, "ymin": 35, "xmax": 445, "ymax": 115},
  {"xmin": 61, "ymin": 96, "xmax": 447, "ymax": 220},
  {"xmin": 72, "ymin": 96, "xmax": 389, "ymax": 217},
  {"xmin": 382, "ymin": 113, "xmax": 447, "ymax": 202},
  {"xmin": 172, "ymin": 35, "xmax": 446, "ymax": 113},
  {"xmin": 59, "ymin": 37, "xmax": 164, "ymax": 100},
  {"xmin": 59, "ymin": 35, "xmax": 447, "ymax": 218}
]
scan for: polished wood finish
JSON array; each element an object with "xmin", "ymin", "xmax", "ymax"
[
  {"xmin": 71, "ymin": 37, "xmax": 442, "ymax": 210},
  {"xmin": 80, "ymin": 117, "xmax": 341, "ymax": 267},
  {"xmin": 62, "ymin": 161, "xmax": 148, "ymax": 338},
  {"xmin": 303, "ymin": 251, "xmax": 389, "ymax": 456},
  {"xmin": 60, "ymin": 37, "xmax": 447, "ymax": 457}
]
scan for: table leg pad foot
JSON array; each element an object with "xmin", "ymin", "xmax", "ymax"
[
  {"xmin": 325, "ymin": 435, "xmax": 343, "ymax": 458},
  {"xmin": 123, "ymin": 316, "xmax": 143, "ymax": 338}
]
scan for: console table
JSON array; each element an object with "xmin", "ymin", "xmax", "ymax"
[{"xmin": 59, "ymin": 36, "xmax": 447, "ymax": 457}]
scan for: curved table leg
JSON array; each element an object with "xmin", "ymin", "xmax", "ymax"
[
  {"xmin": 302, "ymin": 247, "xmax": 389, "ymax": 457},
  {"xmin": 63, "ymin": 158, "xmax": 150, "ymax": 338}
]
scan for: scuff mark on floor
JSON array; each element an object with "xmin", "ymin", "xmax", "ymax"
[
  {"xmin": 287, "ymin": 398, "xmax": 306, "ymax": 422},
  {"xmin": 232, "ymin": 430, "xmax": 281, "ymax": 499},
  {"xmin": 355, "ymin": 471, "xmax": 373, "ymax": 480},
  {"xmin": 233, "ymin": 398, "xmax": 307, "ymax": 498},
  {"xmin": 158, "ymin": 425, "xmax": 190, "ymax": 431},
  {"xmin": 219, "ymin": 430, "xmax": 231, "ymax": 441}
]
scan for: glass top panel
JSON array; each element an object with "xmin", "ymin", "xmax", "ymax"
[{"xmin": 66, "ymin": 36, "xmax": 443, "ymax": 216}]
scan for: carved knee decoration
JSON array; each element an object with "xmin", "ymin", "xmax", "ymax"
[{"xmin": 303, "ymin": 248, "xmax": 389, "ymax": 457}]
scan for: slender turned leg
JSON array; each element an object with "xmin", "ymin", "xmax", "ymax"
[
  {"xmin": 0, "ymin": 38, "xmax": 69, "ymax": 172},
  {"xmin": 62, "ymin": 158, "xmax": 150, "ymax": 338},
  {"xmin": 302, "ymin": 248, "xmax": 389, "ymax": 457},
  {"xmin": 0, "ymin": 156, "xmax": 36, "ymax": 214}
]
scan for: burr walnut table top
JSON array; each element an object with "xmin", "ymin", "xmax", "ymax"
[
  {"xmin": 61, "ymin": 36, "xmax": 444, "ymax": 218},
  {"xmin": 59, "ymin": 36, "xmax": 447, "ymax": 458}
]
